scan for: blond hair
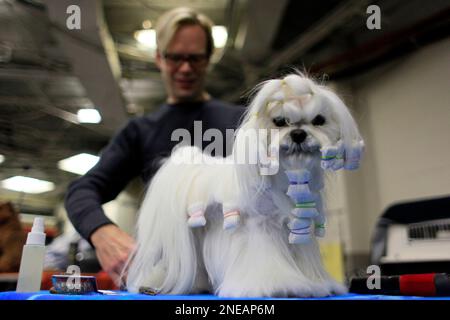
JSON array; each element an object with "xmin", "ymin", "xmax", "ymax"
[{"xmin": 155, "ymin": 7, "xmax": 214, "ymax": 57}]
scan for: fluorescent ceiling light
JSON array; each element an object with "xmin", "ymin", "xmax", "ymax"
[
  {"xmin": 1, "ymin": 176, "xmax": 55, "ymax": 194},
  {"xmin": 58, "ymin": 153, "xmax": 99, "ymax": 175},
  {"xmin": 212, "ymin": 26, "xmax": 228, "ymax": 48},
  {"xmin": 134, "ymin": 29, "xmax": 156, "ymax": 49},
  {"xmin": 77, "ymin": 109, "xmax": 102, "ymax": 124},
  {"xmin": 0, "ymin": 154, "xmax": 4, "ymax": 164}
]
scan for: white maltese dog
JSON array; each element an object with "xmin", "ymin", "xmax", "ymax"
[{"xmin": 126, "ymin": 73, "xmax": 364, "ymax": 297}]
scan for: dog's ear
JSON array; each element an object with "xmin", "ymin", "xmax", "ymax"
[
  {"xmin": 257, "ymin": 130, "xmax": 280, "ymax": 176},
  {"xmin": 233, "ymin": 116, "xmax": 262, "ymax": 181},
  {"xmin": 320, "ymin": 87, "xmax": 362, "ymax": 147},
  {"xmin": 232, "ymin": 79, "xmax": 286, "ymax": 199},
  {"xmin": 235, "ymin": 78, "xmax": 285, "ymax": 177},
  {"xmin": 319, "ymin": 87, "xmax": 364, "ymax": 170},
  {"xmin": 233, "ymin": 123, "xmax": 276, "ymax": 205}
]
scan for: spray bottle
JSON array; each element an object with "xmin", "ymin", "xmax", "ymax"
[{"xmin": 16, "ymin": 217, "xmax": 46, "ymax": 292}]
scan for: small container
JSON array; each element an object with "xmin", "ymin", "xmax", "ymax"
[{"xmin": 51, "ymin": 274, "xmax": 98, "ymax": 295}]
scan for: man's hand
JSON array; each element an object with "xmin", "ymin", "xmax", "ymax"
[{"xmin": 90, "ymin": 224, "xmax": 136, "ymax": 287}]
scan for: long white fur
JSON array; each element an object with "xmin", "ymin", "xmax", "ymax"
[{"xmin": 126, "ymin": 72, "xmax": 363, "ymax": 297}]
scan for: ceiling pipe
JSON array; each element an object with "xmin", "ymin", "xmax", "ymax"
[
  {"xmin": 44, "ymin": 0, "xmax": 127, "ymax": 135},
  {"xmin": 311, "ymin": 6, "xmax": 450, "ymax": 79},
  {"xmin": 263, "ymin": 0, "xmax": 369, "ymax": 77},
  {"xmin": 226, "ymin": 0, "xmax": 368, "ymax": 102}
]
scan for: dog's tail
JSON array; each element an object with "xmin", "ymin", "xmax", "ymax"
[{"xmin": 126, "ymin": 147, "xmax": 202, "ymax": 294}]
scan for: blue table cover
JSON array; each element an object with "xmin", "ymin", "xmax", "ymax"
[{"xmin": 1, "ymin": 291, "xmax": 450, "ymax": 300}]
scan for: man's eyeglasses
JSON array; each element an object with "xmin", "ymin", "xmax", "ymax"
[{"xmin": 162, "ymin": 52, "xmax": 209, "ymax": 68}]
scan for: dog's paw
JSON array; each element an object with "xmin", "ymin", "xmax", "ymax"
[
  {"xmin": 188, "ymin": 215, "xmax": 206, "ymax": 228},
  {"xmin": 313, "ymin": 214, "xmax": 326, "ymax": 238},
  {"xmin": 320, "ymin": 144, "xmax": 339, "ymax": 170},
  {"xmin": 344, "ymin": 140, "xmax": 365, "ymax": 170},
  {"xmin": 314, "ymin": 225, "xmax": 326, "ymax": 237},
  {"xmin": 285, "ymin": 169, "xmax": 311, "ymax": 184},
  {"xmin": 321, "ymin": 139, "xmax": 364, "ymax": 171},
  {"xmin": 187, "ymin": 203, "xmax": 207, "ymax": 228},
  {"xmin": 289, "ymin": 232, "xmax": 312, "ymax": 244},
  {"xmin": 323, "ymin": 280, "xmax": 348, "ymax": 296},
  {"xmin": 288, "ymin": 218, "xmax": 312, "ymax": 244},
  {"xmin": 286, "ymin": 184, "xmax": 315, "ymax": 204},
  {"xmin": 291, "ymin": 207, "xmax": 318, "ymax": 218},
  {"xmin": 223, "ymin": 210, "xmax": 240, "ymax": 231}
]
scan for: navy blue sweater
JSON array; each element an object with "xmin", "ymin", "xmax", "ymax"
[{"xmin": 65, "ymin": 99, "xmax": 245, "ymax": 241}]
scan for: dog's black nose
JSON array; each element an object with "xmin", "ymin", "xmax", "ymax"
[{"xmin": 290, "ymin": 129, "xmax": 307, "ymax": 144}]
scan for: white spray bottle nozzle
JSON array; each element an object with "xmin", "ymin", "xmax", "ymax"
[
  {"xmin": 31, "ymin": 217, "xmax": 44, "ymax": 233},
  {"xmin": 26, "ymin": 217, "xmax": 46, "ymax": 245}
]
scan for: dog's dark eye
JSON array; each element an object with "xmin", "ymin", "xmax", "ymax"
[
  {"xmin": 273, "ymin": 117, "xmax": 288, "ymax": 127},
  {"xmin": 312, "ymin": 115, "xmax": 326, "ymax": 126}
]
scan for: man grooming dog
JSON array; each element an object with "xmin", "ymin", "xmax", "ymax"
[
  {"xmin": 126, "ymin": 73, "xmax": 364, "ymax": 297},
  {"xmin": 65, "ymin": 7, "xmax": 244, "ymax": 285}
]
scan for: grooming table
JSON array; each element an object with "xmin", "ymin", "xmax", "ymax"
[{"xmin": 1, "ymin": 291, "xmax": 450, "ymax": 300}]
